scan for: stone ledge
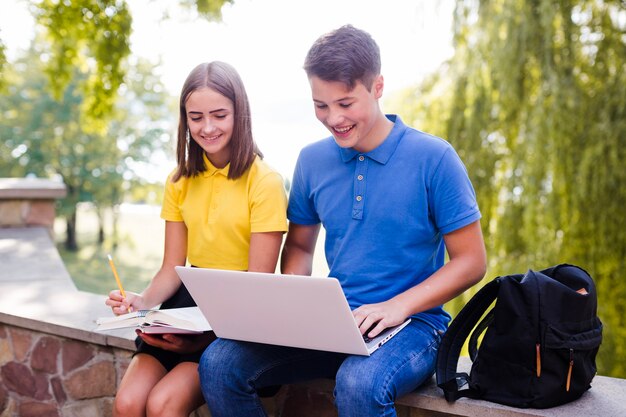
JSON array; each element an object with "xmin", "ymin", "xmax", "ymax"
[
  {"xmin": 0, "ymin": 178, "xmax": 67, "ymax": 200},
  {"xmin": 288, "ymin": 358, "xmax": 626, "ymax": 417},
  {"xmin": 0, "ymin": 228, "xmax": 74, "ymax": 284}
]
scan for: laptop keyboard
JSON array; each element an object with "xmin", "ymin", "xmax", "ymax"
[{"xmin": 362, "ymin": 322, "xmax": 379, "ymax": 343}]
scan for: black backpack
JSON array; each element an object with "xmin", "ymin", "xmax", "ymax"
[{"xmin": 436, "ymin": 264, "xmax": 603, "ymax": 408}]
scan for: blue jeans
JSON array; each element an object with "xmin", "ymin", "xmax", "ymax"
[{"xmin": 199, "ymin": 320, "xmax": 442, "ymax": 417}]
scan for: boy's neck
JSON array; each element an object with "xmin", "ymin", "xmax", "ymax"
[{"xmin": 353, "ymin": 113, "xmax": 394, "ymax": 153}]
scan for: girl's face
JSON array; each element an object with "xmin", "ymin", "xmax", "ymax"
[{"xmin": 185, "ymin": 87, "xmax": 234, "ymax": 168}]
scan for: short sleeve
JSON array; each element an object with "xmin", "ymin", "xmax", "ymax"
[
  {"xmin": 287, "ymin": 151, "xmax": 321, "ymax": 225},
  {"xmin": 160, "ymin": 172, "xmax": 185, "ymax": 222},
  {"xmin": 429, "ymin": 147, "xmax": 481, "ymax": 235},
  {"xmin": 249, "ymin": 171, "xmax": 288, "ymax": 233}
]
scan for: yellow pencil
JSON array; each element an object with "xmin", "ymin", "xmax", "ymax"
[{"xmin": 107, "ymin": 254, "xmax": 133, "ymax": 313}]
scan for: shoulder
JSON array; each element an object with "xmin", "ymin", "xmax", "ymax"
[
  {"xmin": 298, "ymin": 137, "xmax": 338, "ymax": 159},
  {"xmin": 245, "ymin": 156, "xmax": 286, "ymax": 189},
  {"xmin": 400, "ymin": 126, "xmax": 454, "ymax": 156}
]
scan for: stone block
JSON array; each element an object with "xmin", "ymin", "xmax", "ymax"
[
  {"xmin": 0, "ymin": 385, "xmax": 7, "ymax": 413},
  {"xmin": 62, "ymin": 340, "xmax": 94, "ymax": 374},
  {"xmin": 31, "ymin": 337, "xmax": 60, "ymax": 374},
  {"xmin": 0, "ymin": 398, "xmax": 16, "ymax": 417},
  {"xmin": 8, "ymin": 328, "xmax": 32, "ymax": 363},
  {"xmin": 51, "ymin": 377, "xmax": 66, "ymax": 406},
  {"xmin": 0, "ymin": 202, "xmax": 23, "ymax": 227},
  {"xmin": 0, "ymin": 338, "xmax": 12, "ymax": 365},
  {"xmin": 62, "ymin": 399, "xmax": 106, "ymax": 417},
  {"xmin": 18, "ymin": 401, "xmax": 59, "ymax": 417},
  {"xmin": 1, "ymin": 361, "xmax": 52, "ymax": 401},
  {"xmin": 65, "ymin": 361, "xmax": 116, "ymax": 399},
  {"xmin": 33, "ymin": 371, "xmax": 52, "ymax": 401},
  {"xmin": 24, "ymin": 200, "xmax": 56, "ymax": 227},
  {"xmin": 1, "ymin": 362, "xmax": 37, "ymax": 397}
]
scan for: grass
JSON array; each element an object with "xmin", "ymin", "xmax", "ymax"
[
  {"xmin": 55, "ymin": 203, "xmax": 165, "ymax": 295},
  {"xmin": 55, "ymin": 203, "xmax": 329, "ymax": 296}
]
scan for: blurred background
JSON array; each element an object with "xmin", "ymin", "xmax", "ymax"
[{"xmin": 0, "ymin": 0, "xmax": 624, "ymax": 378}]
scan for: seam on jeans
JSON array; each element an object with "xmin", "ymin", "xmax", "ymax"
[{"xmin": 377, "ymin": 327, "xmax": 440, "ymax": 416}]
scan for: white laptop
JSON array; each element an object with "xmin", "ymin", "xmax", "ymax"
[{"xmin": 175, "ymin": 266, "xmax": 411, "ymax": 356}]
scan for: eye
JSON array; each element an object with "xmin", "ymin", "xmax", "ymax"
[
  {"xmin": 214, "ymin": 114, "xmax": 227, "ymax": 119},
  {"xmin": 315, "ymin": 103, "xmax": 328, "ymax": 109},
  {"xmin": 340, "ymin": 103, "xmax": 352, "ymax": 108},
  {"xmin": 189, "ymin": 117, "xmax": 202, "ymax": 122}
]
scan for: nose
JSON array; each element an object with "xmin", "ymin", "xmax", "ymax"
[
  {"xmin": 326, "ymin": 107, "xmax": 344, "ymax": 127},
  {"xmin": 201, "ymin": 118, "xmax": 216, "ymax": 134}
]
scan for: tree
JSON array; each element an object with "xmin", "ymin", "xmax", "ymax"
[
  {"xmin": 0, "ymin": 0, "xmax": 231, "ymax": 249},
  {"xmin": 28, "ymin": 0, "xmax": 231, "ymax": 132},
  {"xmin": 0, "ymin": 42, "xmax": 173, "ymax": 250},
  {"xmin": 395, "ymin": 0, "xmax": 626, "ymax": 377}
]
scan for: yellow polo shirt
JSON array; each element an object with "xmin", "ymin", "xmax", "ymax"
[{"xmin": 161, "ymin": 155, "xmax": 288, "ymax": 270}]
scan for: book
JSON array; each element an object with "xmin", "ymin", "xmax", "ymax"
[{"xmin": 95, "ymin": 306, "xmax": 212, "ymax": 334}]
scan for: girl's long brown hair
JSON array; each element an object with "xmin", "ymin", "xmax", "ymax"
[{"xmin": 172, "ymin": 61, "xmax": 262, "ymax": 182}]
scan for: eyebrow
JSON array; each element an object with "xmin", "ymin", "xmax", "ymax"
[{"xmin": 187, "ymin": 108, "xmax": 230, "ymax": 115}]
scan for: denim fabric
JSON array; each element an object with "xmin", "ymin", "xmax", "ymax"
[{"xmin": 199, "ymin": 320, "xmax": 442, "ymax": 417}]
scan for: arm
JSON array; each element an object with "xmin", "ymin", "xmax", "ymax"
[
  {"xmin": 106, "ymin": 220, "xmax": 188, "ymax": 314},
  {"xmin": 280, "ymin": 222, "xmax": 321, "ymax": 275},
  {"xmin": 248, "ymin": 231, "xmax": 285, "ymax": 273},
  {"xmin": 140, "ymin": 229, "xmax": 286, "ymax": 353},
  {"xmin": 353, "ymin": 220, "xmax": 487, "ymax": 338}
]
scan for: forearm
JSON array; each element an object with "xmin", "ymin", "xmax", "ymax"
[
  {"xmin": 280, "ymin": 223, "xmax": 321, "ymax": 276},
  {"xmin": 393, "ymin": 220, "xmax": 487, "ymax": 318},
  {"xmin": 393, "ymin": 253, "xmax": 486, "ymax": 318},
  {"xmin": 139, "ymin": 265, "xmax": 184, "ymax": 309}
]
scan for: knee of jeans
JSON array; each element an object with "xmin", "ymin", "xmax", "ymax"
[
  {"xmin": 335, "ymin": 362, "xmax": 390, "ymax": 408},
  {"xmin": 199, "ymin": 342, "xmax": 233, "ymax": 389}
]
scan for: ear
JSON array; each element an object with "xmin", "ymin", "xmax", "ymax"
[{"xmin": 373, "ymin": 75, "xmax": 384, "ymax": 99}]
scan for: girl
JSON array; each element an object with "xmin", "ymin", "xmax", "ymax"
[{"xmin": 105, "ymin": 61, "xmax": 288, "ymax": 417}]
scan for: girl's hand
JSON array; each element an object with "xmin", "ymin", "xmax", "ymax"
[
  {"xmin": 105, "ymin": 290, "xmax": 143, "ymax": 315},
  {"xmin": 136, "ymin": 331, "xmax": 217, "ymax": 353}
]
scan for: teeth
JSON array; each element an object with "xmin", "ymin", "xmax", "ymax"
[{"xmin": 335, "ymin": 126, "xmax": 353, "ymax": 133}]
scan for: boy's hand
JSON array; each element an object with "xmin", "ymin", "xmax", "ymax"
[{"xmin": 353, "ymin": 299, "xmax": 408, "ymax": 339}]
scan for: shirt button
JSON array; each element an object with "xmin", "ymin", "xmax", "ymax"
[
  {"xmin": 358, "ymin": 155, "xmax": 365, "ymax": 161},
  {"xmin": 357, "ymin": 175, "xmax": 364, "ymax": 181},
  {"xmin": 356, "ymin": 195, "xmax": 362, "ymax": 201}
]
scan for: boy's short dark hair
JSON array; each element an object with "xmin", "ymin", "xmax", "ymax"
[{"xmin": 304, "ymin": 24, "xmax": 381, "ymax": 91}]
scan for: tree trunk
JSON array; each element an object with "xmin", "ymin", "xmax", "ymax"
[
  {"xmin": 65, "ymin": 209, "xmax": 78, "ymax": 251},
  {"xmin": 97, "ymin": 206, "xmax": 105, "ymax": 244}
]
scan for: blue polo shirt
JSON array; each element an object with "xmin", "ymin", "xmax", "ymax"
[{"xmin": 288, "ymin": 115, "xmax": 481, "ymax": 330}]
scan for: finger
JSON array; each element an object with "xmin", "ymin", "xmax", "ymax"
[{"xmin": 161, "ymin": 334, "xmax": 183, "ymax": 345}]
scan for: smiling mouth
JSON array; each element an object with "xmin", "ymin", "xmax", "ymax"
[
  {"xmin": 333, "ymin": 125, "xmax": 355, "ymax": 134},
  {"xmin": 202, "ymin": 134, "xmax": 221, "ymax": 141}
]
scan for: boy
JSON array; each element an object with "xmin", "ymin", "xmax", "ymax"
[{"xmin": 199, "ymin": 25, "xmax": 487, "ymax": 417}]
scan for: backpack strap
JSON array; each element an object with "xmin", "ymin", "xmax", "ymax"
[{"xmin": 436, "ymin": 276, "xmax": 502, "ymax": 402}]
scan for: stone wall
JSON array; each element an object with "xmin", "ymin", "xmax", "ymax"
[
  {"xmin": 0, "ymin": 323, "xmax": 131, "ymax": 417},
  {"xmin": 0, "ymin": 178, "xmax": 66, "ymax": 233}
]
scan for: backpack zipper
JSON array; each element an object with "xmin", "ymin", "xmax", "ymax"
[
  {"xmin": 535, "ymin": 274, "xmax": 542, "ymax": 378},
  {"xmin": 566, "ymin": 348, "xmax": 574, "ymax": 392},
  {"xmin": 536, "ymin": 343, "xmax": 542, "ymax": 377}
]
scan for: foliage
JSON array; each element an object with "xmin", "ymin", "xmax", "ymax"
[
  {"xmin": 32, "ymin": 0, "xmax": 133, "ymax": 133},
  {"xmin": 0, "ymin": 42, "xmax": 173, "ymax": 249},
  {"xmin": 0, "ymin": 36, "xmax": 6, "ymax": 92},
  {"xmin": 181, "ymin": 0, "xmax": 234, "ymax": 19},
  {"xmin": 393, "ymin": 0, "xmax": 626, "ymax": 377}
]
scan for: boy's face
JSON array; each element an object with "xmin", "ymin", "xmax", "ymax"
[{"xmin": 309, "ymin": 75, "xmax": 384, "ymax": 153}]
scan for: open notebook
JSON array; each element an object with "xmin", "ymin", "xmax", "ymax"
[{"xmin": 175, "ymin": 266, "xmax": 410, "ymax": 356}]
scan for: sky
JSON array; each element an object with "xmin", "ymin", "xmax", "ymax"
[{"xmin": 0, "ymin": 0, "xmax": 456, "ymax": 180}]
